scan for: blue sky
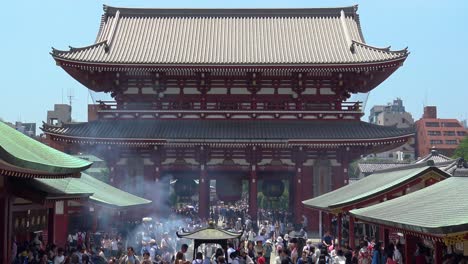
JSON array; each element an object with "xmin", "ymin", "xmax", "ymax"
[{"xmin": 0, "ymin": 0, "xmax": 467, "ymax": 129}]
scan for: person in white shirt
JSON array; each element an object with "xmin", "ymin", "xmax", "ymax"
[
  {"xmin": 161, "ymin": 233, "xmax": 169, "ymax": 249},
  {"xmin": 334, "ymin": 249, "xmax": 346, "ymax": 264},
  {"xmin": 393, "ymin": 243, "xmax": 403, "ymax": 264},
  {"xmin": 302, "ymin": 239, "xmax": 313, "ymax": 253},
  {"xmin": 111, "ymin": 238, "xmax": 119, "ymax": 257},
  {"xmin": 227, "ymin": 242, "xmax": 236, "ymax": 264},
  {"xmin": 269, "ymin": 224, "xmax": 275, "ymax": 239},
  {"xmin": 302, "ymin": 215, "xmax": 308, "ymax": 228},
  {"xmin": 54, "ymin": 248, "xmax": 65, "ymax": 264},
  {"xmin": 193, "ymin": 252, "xmax": 204, "ymax": 264},
  {"xmin": 98, "ymin": 247, "xmax": 107, "ymax": 262},
  {"xmin": 247, "ymin": 230, "xmax": 256, "ymax": 243}
]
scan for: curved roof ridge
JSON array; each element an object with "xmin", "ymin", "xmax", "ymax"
[
  {"xmin": 42, "ymin": 121, "xmax": 87, "ymax": 130},
  {"xmin": 353, "ymin": 40, "xmax": 408, "ymax": 54},
  {"xmin": 102, "ymin": 4, "xmax": 359, "ymax": 17},
  {"xmin": 51, "ymin": 41, "xmax": 107, "ymax": 56}
]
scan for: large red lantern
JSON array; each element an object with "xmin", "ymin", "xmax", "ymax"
[
  {"xmin": 262, "ymin": 179, "xmax": 285, "ymax": 198},
  {"xmin": 216, "ymin": 176, "xmax": 242, "ymax": 202},
  {"xmin": 174, "ymin": 179, "xmax": 197, "ymax": 198}
]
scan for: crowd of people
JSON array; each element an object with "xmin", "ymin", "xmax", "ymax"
[{"xmin": 10, "ymin": 202, "xmax": 468, "ymax": 264}]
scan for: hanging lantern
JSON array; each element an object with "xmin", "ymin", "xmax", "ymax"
[
  {"xmin": 174, "ymin": 179, "xmax": 197, "ymax": 198},
  {"xmin": 216, "ymin": 177, "xmax": 242, "ymax": 202},
  {"xmin": 262, "ymin": 179, "xmax": 285, "ymax": 198}
]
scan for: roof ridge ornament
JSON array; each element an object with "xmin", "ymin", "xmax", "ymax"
[{"xmin": 340, "ymin": 10, "xmax": 355, "ymax": 53}]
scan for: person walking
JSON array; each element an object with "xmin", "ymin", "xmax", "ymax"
[
  {"xmin": 119, "ymin": 247, "xmax": 141, "ymax": 264},
  {"xmin": 264, "ymin": 240, "xmax": 273, "ymax": 264},
  {"xmin": 371, "ymin": 243, "xmax": 382, "ymax": 264}
]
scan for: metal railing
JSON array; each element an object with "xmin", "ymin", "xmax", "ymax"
[{"xmin": 96, "ymin": 100, "xmax": 362, "ymax": 112}]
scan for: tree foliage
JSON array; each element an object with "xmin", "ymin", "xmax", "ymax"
[{"xmin": 453, "ymin": 136, "xmax": 468, "ymax": 160}]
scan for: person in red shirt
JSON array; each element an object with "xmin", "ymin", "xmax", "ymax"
[{"xmin": 257, "ymin": 251, "xmax": 266, "ymax": 264}]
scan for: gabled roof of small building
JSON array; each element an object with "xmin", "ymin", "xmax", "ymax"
[
  {"xmin": 0, "ymin": 121, "xmax": 92, "ymax": 177},
  {"xmin": 35, "ymin": 173, "xmax": 151, "ymax": 207},
  {"xmin": 357, "ymin": 161, "xmax": 410, "ymax": 174},
  {"xmin": 303, "ymin": 164, "xmax": 450, "ymax": 211},
  {"xmin": 42, "ymin": 119, "xmax": 414, "ymax": 148},
  {"xmin": 416, "ymin": 148, "xmax": 454, "ymax": 164},
  {"xmin": 51, "ymin": 5, "xmax": 408, "ymax": 66},
  {"xmin": 350, "ymin": 171, "xmax": 468, "ymax": 235}
]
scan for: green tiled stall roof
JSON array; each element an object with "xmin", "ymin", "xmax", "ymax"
[
  {"xmin": 350, "ymin": 172, "xmax": 468, "ymax": 235},
  {"xmin": 36, "ymin": 173, "xmax": 151, "ymax": 207},
  {"xmin": 43, "ymin": 120, "xmax": 414, "ymax": 141},
  {"xmin": 303, "ymin": 165, "xmax": 449, "ymax": 210},
  {"xmin": 0, "ymin": 121, "xmax": 92, "ymax": 174}
]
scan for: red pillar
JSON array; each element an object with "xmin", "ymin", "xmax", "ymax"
[
  {"xmin": 0, "ymin": 191, "xmax": 12, "ymax": 264},
  {"xmin": 47, "ymin": 207, "xmax": 55, "ymax": 245},
  {"xmin": 108, "ymin": 159, "xmax": 118, "ymax": 186},
  {"xmin": 155, "ymin": 166, "xmax": 161, "ymax": 182},
  {"xmin": 92, "ymin": 209, "xmax": 98, "ymax": 233},
  {"xmin": 341, "ymin": 150, "xmax": 350, "ymax": 187},
  {"xmin": 337, "ymin": 213, "xmax": 342, "ymax": 247},
  {"xmin": 349, "ymin": 215, "xmax": 355, "ymax": 249},
  {"xmin": 434, "ymin": 241, "xmax": 444, "ymax": 264},
  {"xmin": 379, "ymin": 226, "xmax": 385, "ymax": 243},
  {"xmin": 54, "ymin": 201, "xmax": 69, "ymax": 247},
  {"xmin": 294, "ymin": 167, "xmax": 303, "ymax": 225},
  {"xmin": 405, "ymin": 234, "xmax": 417, "ymax": 264},
  {"xmin": 249, "ymin": 166, "xmax": 258, "ymax": 221},
  {"xmin": 198, "ymin": 165, "xmax": 210, "ymax": 220},
  {"xmin": 383, "ymin": 228, "xmax": 389, "ymax": 247},
  {"xmin": 323, "ymin": 213, "xmax": 333, "ymax": 239}
]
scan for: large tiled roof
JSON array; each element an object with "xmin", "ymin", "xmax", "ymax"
[
  {"xmin": 42, "ymin": 120, "xmax": 414, "ymax": 143},
  {"xmin": 350, "ymin": 173, "xmax": 468, "ymax": 235},
  {"xmin": 51, "ymin": 5, "xmax": 408, "ymax": 65},
  {"xmin": 302, "ymin": 165, "xmax": 449, "ymax": 210},
  {"xmin": 35, "ymin": 173, "xmax": 151, "ymax": 207},
  {"xmin": 0, "ymin": 121, "xmax": 91, "ymax": 176}
]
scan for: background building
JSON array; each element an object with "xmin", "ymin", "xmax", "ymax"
[
  {"xmin": 415, "ymin": 106, "xmax": 467, "ymax": 157},
  {"xmin": 15, "ymin": 122, "xmax": 36, "ymax": 137},
  {"xmin": 368, "ymin": 98, "xmax": 415, "ymax": 161},
  {"xmin": 369, "ymin": 98, "xmax": 413, "ymax": 127},
  {"xmin": 46, "ymin": 104, "xmax": 71, "ymax": 125}
]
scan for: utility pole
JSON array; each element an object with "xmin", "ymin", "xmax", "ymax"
[{"xmin": 67, "ymin": 88, "xmax": 75, "ymax": 122}]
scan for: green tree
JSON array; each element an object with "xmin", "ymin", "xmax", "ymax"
[{"xmin": 453, "ymin": 136, "xmax": 468, "ymax": 160}]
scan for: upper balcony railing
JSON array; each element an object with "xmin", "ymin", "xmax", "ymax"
[
  {"xmin": 96, "ymin": 100, "xmax": 361, "ymax": 112},
  {"xmin": 93, "ymin": 100, "xmax": 362, "ymax": 120}
]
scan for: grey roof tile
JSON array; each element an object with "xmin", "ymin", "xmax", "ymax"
[
  {"xmin": 42, "ymin": 120, "xmax": 414, "ymax": 141},
  {"xmin": 52, "ymin": 6, "xmax": 408, "ymax": 65},
  {"xmin": 357, "ymin": 162, "xmax": 410, "ymax": 174},
  {"xmin": 416, "ymin": 150, "xmax": 454, "ymax": 164}
]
